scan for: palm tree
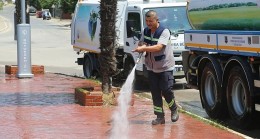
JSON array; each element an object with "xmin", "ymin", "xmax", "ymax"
[{"xmin": 99, "ymin": 0, "xmax": 118, "ymax": 105}]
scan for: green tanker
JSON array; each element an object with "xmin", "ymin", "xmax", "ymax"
[{"xmin": 187, "ymin": 0, "xmax": 260, "ymax": 30}]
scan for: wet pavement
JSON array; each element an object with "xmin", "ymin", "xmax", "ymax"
[{"xmin": 0, "ymin": 66, "xmax": 250, "ymax": 139}]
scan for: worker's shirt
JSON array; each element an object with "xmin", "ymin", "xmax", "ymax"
[{"xmin": 140, "ymin": 26, "xmax": 175, "ymax": 73}]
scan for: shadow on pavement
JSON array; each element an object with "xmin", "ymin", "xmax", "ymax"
[{"xmin": 0, "ymin": 92, "xmax": 75, "ymax": 106}]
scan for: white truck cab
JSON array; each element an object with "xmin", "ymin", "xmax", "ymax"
[
  {"xmin": 124, "ymin": 2, "xmax": 191, "ymax": 79},
  {"xmin": 71, "ymin": 0, "xmax": 191, "ymax": 81}
]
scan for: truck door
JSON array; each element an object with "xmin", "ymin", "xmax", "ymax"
[{"xmin": 125, "ymin": 12, "xmax": 143, "ymax": 72}]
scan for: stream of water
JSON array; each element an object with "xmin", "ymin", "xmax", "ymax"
[{"xmin": 110, "ymin": 65, "xmax": 136, "ymax": 139}]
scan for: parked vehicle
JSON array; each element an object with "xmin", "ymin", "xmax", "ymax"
[
  {"xmin": 183, "ymin": 0, "xmax": 260, "ymax": 129},
  {"xmin": 36, "ymin": 11, "xmax": 42, "ymax": 18},
  {"xmin": 42, "ymin": 11, "xmax": 51, "ymax": 20},
  {"xmin": 71, "ymin": 0, "xmax": 191, "ymax": 82}
]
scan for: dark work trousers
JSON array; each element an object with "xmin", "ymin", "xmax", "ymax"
[{"xmin": 148, "ymin": 70, "xmax": 177, "ymax": 118}]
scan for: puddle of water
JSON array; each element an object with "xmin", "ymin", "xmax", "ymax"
[{"xmin": 110, "ymin": 65, "xmax": 136, "ymax": 139}]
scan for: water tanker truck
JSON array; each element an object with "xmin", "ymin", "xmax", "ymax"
[
  {"xmin": 183, "ymin": 0, "xmax": 260, "ymax": 129},
  {"xmin": 71, "ymin": 0, "xmax": 191, "ymax": 83}
]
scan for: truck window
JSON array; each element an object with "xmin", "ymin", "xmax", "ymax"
[
  {"xmin": 127, "ymin": 12, "xmax": 141, "ymax": 36},
  {"xmin": 143, "ymin": 7, "xmax": 191, "ymax": 34}
]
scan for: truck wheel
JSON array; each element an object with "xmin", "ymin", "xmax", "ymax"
[
  {"xmin": 226, "ymin": 66, "xmax": 254, "ymax": 129},
  {"xmin": 83, "ymin": 55, "xmax": 93, "ymax": 78},
  {"xmin": 200, "ymin": 62, "xmax": 227, "ymax": 119}
]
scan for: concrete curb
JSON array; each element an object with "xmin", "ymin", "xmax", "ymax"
[
  {"xmin": 179, "ymin": 109, "xmax": 253, "ymax": 139},
  {"xmin": 5, "ymin": 65, "xmax": 45, "ymax": 75}
]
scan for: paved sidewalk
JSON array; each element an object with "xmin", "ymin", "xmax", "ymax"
[{"xmin": 0, "ymin": 66, "xmax": 250, "ymax": 139}]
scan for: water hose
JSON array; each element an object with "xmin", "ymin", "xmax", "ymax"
[{"xmin": 136, "ymin": 52, "xmax": 143, "ymax": 63}]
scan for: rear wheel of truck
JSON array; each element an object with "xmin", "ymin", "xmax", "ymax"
[
  {"xmin": 226, "ymin": 66, "xmax": 254, "ymax": 129},
  {"xmin": 200, "ymin": 62, "xmax": 227, "ymax": 119},
  {"xmin": 83, "ymin": 55, "xmax": 93, "ymax": 78}
]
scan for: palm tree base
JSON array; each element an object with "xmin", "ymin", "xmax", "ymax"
[{"xmin": 102, "ymin": 92, "xmax": 116, "ymax": 106}]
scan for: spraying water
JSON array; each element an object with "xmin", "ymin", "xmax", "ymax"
[{"xmin": 110, "ymin": 65, "xmax": 137, "ymax": 139}]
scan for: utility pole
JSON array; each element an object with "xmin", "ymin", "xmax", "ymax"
[{"xmin": 16, "ymin": 0, "xmax": 33, "ymax": 78}]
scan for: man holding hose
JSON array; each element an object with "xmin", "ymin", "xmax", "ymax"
[{"xmin": 132, "ymin": 10, "xmax": 179, "ymax": 125}]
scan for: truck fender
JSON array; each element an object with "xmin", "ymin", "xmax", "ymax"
[
  {"xmin": 222, "ymin": 56, "xmax": 254, "ymax": 97},
  {"xmin": 182, "ymin": 51, "xmax": 201, "ymax": 82},
  {"xmin": 187, "ymin": 54, "xmax": 201, "ymax": 70},
  {"xmin": 198, "ymin": 55, "xmax": 223, "ymax": 87}
]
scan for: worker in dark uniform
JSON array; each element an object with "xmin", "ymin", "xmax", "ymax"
[{"xmin": 133, "ymin": 10, "xmax": 179, "ymax": 125}]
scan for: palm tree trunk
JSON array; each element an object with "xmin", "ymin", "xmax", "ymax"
[
  {"xmin": 15, "ymin": 0, "xmax": 21, "ymax": 24},
  {"xmin": 99, "ymin": 0, "xmax": 118, "ymax": 105},
  {"xmin": 15, "ymin": 0, "xmax": 29, "ymax": 24}
]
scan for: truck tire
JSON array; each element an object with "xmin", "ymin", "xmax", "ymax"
[
  {"xmin": 226, "ymin": 66, "xmax": 254, "ymax": 129},
  {"xmin": 83, "ymin": 55, "xmax": 93, "ymax": 78},
  {"xmin": 200, "ymin": 62, "xmax": 227, "ymax": 119}
]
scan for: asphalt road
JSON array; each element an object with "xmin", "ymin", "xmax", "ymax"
[{"xmin": 1, "ymin": 4, "xmax": 260, "ymax": 138}]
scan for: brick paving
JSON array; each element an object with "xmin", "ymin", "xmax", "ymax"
[{"xmin": 0, "ymin": 66, "xmax": 249, "ymax": 139}]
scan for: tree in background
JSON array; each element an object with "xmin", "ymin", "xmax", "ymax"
[
  {"xmin": 29, "ymin": 0, "xmax": 42, "ymax": 10},
  {"xmin": 59, "ymin": 0, "xmax": 77, "ymax": 14},
  {"xmin": 99, "ymin": 0, "xmax": 118, "ymax": 105},
  {"xmin": 39, "ymin": 0, "xmax": 52, "ymax": 9}
]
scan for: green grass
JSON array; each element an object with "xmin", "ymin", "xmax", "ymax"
[{"xmin": 189, "ymin": 6, "xmax": 260, "ymax": 30}]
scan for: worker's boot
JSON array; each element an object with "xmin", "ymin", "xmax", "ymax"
[
  {"xmin": 152, "ymin": 116, "xmax": 165, "ymax": 125},
  {"xmin": 171, "ymin": 108, "xmax": 179, "ymax": 122}
]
